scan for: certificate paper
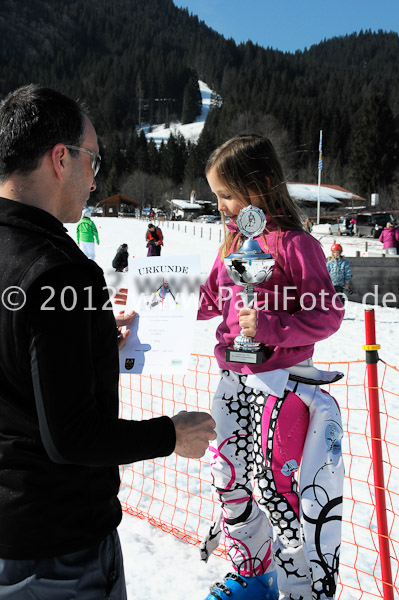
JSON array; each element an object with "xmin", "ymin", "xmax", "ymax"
[{"xmin": 119, "ymin": 255, "xmax": 201, "ymax": 374}]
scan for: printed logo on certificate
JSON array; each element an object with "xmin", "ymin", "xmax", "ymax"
[{"xmin": 119, "ymin": 255, "xmax": 201, "ymax": 374}]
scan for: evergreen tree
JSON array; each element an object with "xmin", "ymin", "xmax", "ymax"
[
  {"xmin": 136, "ymin": 130, "xmax": 151, "ymax": 173},
  {"xmin": 125, "ymin": 132, "xmax": 138, "ymax": 174},
  {"xmin": 105, "ymin": 132, "xmax": 125, "ymax": 175},
  {"xmin": 194, "ymin": 109, "xmax": 221, "ymax": 176},
  {"xmin": 349, "ymin": 93, "xmax": 398, "ymax": 197},
  {"xmin": 161, "ymin": 133, "xmax": 186, "ymax": 184},
  {"xmin": 104, "ymin": 163, "xmax": 120, "ymax": 198},
  {"xmin": 184, "ymin": 142, "xmax": 200, "ymax": 183},
  {"xmin": 181, "ymin": 72, "xmax": 202, "ymax": 124},
  {"xmin": 148, "ymin": 139, "xmax": 161, "ymax": 175}
]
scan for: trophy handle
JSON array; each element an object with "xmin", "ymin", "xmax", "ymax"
[
  {"xmin": 225, "ymin": 205, "xmax": 269, "ymax": 365},
  {"xmin": 238, "ymin": 284, "xmax": 255, "ymax": 341},
  {"xmin": 239, "ymin": 284, "xmax": 255, "ymax": 309}
]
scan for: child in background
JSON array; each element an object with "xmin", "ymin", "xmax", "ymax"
[
  {"xmin": 378, "ymin": 221, "xmax": 399, "ymax": 255},
  {"xmin": 326, "ymin": 243, "xmax": 351, "ymax": 305},
  {"xmin": 198, "ymin": 134, "xmax": 344, "ymax": 600},
  {"xmin": 112, "ymin": 243, "xmax": 129, "ymax": 272},
  {"xmin": 76, "ymin": 206, "xmax": 99, "ymax": 260}
]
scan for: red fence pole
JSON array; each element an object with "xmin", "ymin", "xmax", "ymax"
[{"xmin": 363, "ymin": 308, "xmax": 394, "ymax": 599}]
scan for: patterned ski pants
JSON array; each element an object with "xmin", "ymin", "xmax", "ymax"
[{"xmin": 203, "ymin": 370, "xmax": 344, "ymax": 600}]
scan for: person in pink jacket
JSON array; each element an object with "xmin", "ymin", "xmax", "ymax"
[
  {"xmin": 378, "ymin": 221, "xmax": 399, "ymax": 255},
  {"xmin": 199, "ymin": 135, "xmax": 344, "ymax": 600}
]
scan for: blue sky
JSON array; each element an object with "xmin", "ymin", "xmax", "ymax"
[{"xmin": 173, "ymin": 0, "xmax": 399, "ymax": 53}]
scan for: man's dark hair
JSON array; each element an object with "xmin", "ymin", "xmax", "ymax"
[
  {"xmin": 148, "ymin": 223, "xmax": 155, "ymax": 229},
  {"xmin": 0, "ymin": 84, "xmax": 86, "ymax": 180}
]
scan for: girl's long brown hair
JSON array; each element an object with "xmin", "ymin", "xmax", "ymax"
[{"xmin": 206, "ymin": 134, "xmax": 306, "ymax": 259}]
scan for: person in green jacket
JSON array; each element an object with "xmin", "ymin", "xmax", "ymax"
[{"xmin": 76, "ymin": 206, "xmax": 99, "ymax": 260}]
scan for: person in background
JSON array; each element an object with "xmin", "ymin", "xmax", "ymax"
[
  {"xmin": 112, "ymin": 243, "xmax": 129, "ymax": 272},
  {"xmin": 76, "ymin": 205, "xmax": 99, "ymax": 260},
  {"xmin": 146, "ymin": 222, "xmax": 163, "ymax": 256},
  {"xmin": 378, "ymin": 221, "xmax": 399, "ymax": 255},
  {"xmin": 326, "ymin": 243, "xmax": 351, "ymax": 304},
  {"xmin": 198, "ymin": 134, "xmax": 344, "ymax": 600},
  {"xmin": 0, "ymin": 83, "xmax": 216, "ymax": 600}
]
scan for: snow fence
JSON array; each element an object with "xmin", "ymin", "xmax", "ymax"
[{"xmin": 118, "ymin": 355, "xmax": 399, "ymax": 599}]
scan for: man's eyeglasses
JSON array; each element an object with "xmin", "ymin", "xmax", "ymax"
[{"xmin": 64, "ymin": 145, "xmax": 101, "ymax": 177}]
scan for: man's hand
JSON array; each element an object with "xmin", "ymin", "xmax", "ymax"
[
  {"xmin": 238, "ymin": 307, "xmax": 257, "ymax": 338},
  {"xmin": 171, "ymin": 411, "xmax": 216, "ymax": 459}
]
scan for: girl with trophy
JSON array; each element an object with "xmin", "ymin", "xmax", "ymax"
[{"xmin": 198, "ymin": 134, "xmax": 344, "ymax": 600}]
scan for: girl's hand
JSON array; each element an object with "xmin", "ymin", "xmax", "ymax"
[
  {"xmin": 114, "ymin": 287, "xmax": 128, "ymax": 306},
  {"xmin": 116, "ymin": 309, "xmax": 136, "ymax": 351},
  {"xmin": 117, "ymin": 327, "xmax": 130, "ymax": 350},
  {"xmin": 238, "ymin": 307, "xmax": 257, "ymax": 338},
  {"xmin": 115, "ymin": 309, "xmax": 136, "ymax": 329}
]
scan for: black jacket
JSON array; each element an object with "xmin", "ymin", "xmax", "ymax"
[
  {"xmin": 0, "ymin": 197, "xmax": 175, "ymax": 559},
  {"xmin": 112, "ymin": 246, "xmax": 129, "ymax": 271}
]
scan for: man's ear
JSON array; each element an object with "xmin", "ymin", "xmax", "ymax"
[{"xmin": 50, "ymin": 144, "xmax": 68, "ymax": 180}]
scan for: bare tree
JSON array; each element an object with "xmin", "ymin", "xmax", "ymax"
[
  {"xmin": 226, "ymin": 111, "xmax": 295, "ymax": 177},
  {"xmin": 121, "ymin": 171, "xmax": 174, "ymax": 214}
]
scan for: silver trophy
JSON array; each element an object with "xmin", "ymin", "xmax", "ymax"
[{"xmin": 225, "ymin": 205, "xmax": 275, "ymax": 364}]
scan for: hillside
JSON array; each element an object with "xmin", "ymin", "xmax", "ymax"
[{"xmin": 0, "ymin": 0, "xmax": 398, "ymax": 202}]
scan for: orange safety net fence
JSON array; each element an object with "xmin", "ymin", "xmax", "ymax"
[{"xmin": 118, "ymin": 355, "xmax": 399, "ymax": 599}]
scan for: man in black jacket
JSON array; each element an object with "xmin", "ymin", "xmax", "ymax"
[{"xmin": 0, "ymin": 85, "xmax": 215, "ymax": 599}]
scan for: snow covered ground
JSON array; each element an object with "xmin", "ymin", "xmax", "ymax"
[{"xmin": 65, "ymin": 217, "xmax": 398, "ymax": 600}]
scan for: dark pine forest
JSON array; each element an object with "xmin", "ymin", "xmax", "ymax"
[{"xmin": 1, "ymin": 0, "xmax": 398, "ymax": 209}]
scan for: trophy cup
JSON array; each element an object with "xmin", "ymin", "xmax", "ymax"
[{"xmin": 224, "ymin": 205, "xmax": 275, "ymax": 364}]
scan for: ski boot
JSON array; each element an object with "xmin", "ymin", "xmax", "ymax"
[{"xmin": 205, "ymin": 570, "xmax": 278, "ymax": 600}]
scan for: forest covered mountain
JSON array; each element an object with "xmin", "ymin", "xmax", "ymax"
[{"xmin": 1, "ymin": 0, "xmax": 398, "ymax": 206}]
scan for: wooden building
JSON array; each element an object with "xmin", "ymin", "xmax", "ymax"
[
  {"xmin": 287, "ymin": 183, "xmax": 365, "ymax": 210},
  {"xmin": 97, "ymin": 194, "xmax": 140, "ymax": 217}
]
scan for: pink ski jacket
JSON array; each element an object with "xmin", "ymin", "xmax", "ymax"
[
  {"xmin": 198, "ymin": 224, "xmax": 344, "ymax": 374},
  {"xmin": 378, "ymin": 226, "xmax": 399, "ymax": 250}
]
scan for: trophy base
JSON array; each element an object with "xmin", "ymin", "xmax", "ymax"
[{"xmin": 225, "ymin": 348, "xmax": 265, "ymax": 364}]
